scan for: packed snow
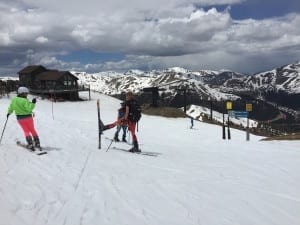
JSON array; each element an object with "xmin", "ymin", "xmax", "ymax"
[{"xmin": 0, "ymin": 92, "xmax": 300, "ymax": 225}]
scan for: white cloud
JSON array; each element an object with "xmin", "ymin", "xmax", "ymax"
[
  {"xmin": 17, "ymin": 0, "xmax": 244, "ymax": 15},
  {"xmin": 35, "ymin": 36, "xmax": 48, "ymax": 43},
  {"xmin": 0, "ymin": 32, "xmax": 12, "ymax": 46},
  {"xmin": 0, "ymin": 0, "xmax": 299, "ymax": 75}
]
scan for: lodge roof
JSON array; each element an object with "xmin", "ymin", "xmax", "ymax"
[
  {"xmin": 37, "ymin": 71, "xmax": 78, "ymax": 81},
  {"xmin": 18, "ymin": 65, "xmax": 46, "ymax": 74}
]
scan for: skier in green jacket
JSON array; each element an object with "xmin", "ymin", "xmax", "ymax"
[{"xmin": 7, "ymin": 87, "xmax": 41, "ymax": 150}]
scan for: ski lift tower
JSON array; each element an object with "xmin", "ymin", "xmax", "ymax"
[
  {"xmin": 143, "ymin": 78, "xmax": 192, "ymax": 108},
  {"xmin": 142, "ymin": 87, "xmax": 160, "ymax": 107},
  {"xmin": 176, "ymin": 87, "xmax": 194, "ymax": 114}
]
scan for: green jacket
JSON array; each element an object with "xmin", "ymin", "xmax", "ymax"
[{"xmin": 8, "ymin": 96, "xmax": 35, "ymax": 116}]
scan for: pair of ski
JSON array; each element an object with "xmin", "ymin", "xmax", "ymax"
[
  {"xmin": 111, "ymin": 146, "xmax": 159, "ymax": 157},
  {"xmin": 16, "ymin": 141, "xmax": 47, "ymax": 155},
  {"xmin": 104, "ymin": 137, "xmax": 159, "ymax": 157}
]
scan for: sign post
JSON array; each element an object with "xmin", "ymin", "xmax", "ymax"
[
  {"xmin": 222, "ymin": 111, "xmax": 226, "ymax": 139},
  {"xmin": 226, "ymin": 101, "xmax": 232, "ymax": 140},
  {"xmin": 246, "ymin": 103, "xmax": 252, "ymax": 141}
]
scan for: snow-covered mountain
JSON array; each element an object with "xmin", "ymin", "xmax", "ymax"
[
  {"xmin": 72, "ymin": 62, "xmax": 300, "ymax": 102},
  {"xmin": 192, "ymin": 62, "xmax": 300, "ymax": 94},
  {"xmin": 72, "ymin": 69, "xmax": 240, "ymax": 101},
  {"xmin": 246, "ymin": 62, "xmax": 300, "ymax": 93},
  {"xmin": 1, "ymin": 61, "xmax": 298, "ymax": 105}
]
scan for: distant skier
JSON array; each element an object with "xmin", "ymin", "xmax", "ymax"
[
  {"xmin": 6, "ymin": 87, "xmax": 41, "ymax": 149},
  {"xmin": 100, "ymin": 91, "xmax": 142, "ymax": 152},
  {"xmin": 113, "ymin": 102, "xmax": 127, "ymax": 142},
  {"xmin": 190, "ymin": 116, "xmax": 194, "ymax": 129}
]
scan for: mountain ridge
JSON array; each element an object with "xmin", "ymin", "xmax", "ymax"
[{"xmin": 72, "ymin": 61, "xmax": 300, "ymax": 102}]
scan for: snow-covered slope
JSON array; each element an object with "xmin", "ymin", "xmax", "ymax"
[{"xmin": 0, "ymin": 92, "xmax": 299, "ymax": 225}]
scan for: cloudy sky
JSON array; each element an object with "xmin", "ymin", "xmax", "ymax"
[{"xmin": 1, "ymin": 0, "xmax": 300, "ymax": 75}]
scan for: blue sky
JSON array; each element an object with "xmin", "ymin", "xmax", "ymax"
[
  {"xmin": 0, "ymin": 0, "xmax": 299, "ymax": 75},
  {"xmin": 57, "ymin": 51, "xmax": 125, "ymax": 65},
  {"xmin": 205, "ymin": 0, "xmax": 300, "ymax": 20}
]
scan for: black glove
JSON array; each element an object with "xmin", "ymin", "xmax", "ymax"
[
  {"xmin": 6, "ymin": 113, "xmax": 10, "ymax": 118},
  {"xmin": 32, "ymin": 98, "xmax": 37, "ymax": 104}
]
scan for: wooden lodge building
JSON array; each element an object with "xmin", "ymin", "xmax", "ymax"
[{"xmin": 18, "ymin": 65, "xmax": 89, "ymax": 101}]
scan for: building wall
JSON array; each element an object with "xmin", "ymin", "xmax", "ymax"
[{"xmin": 18, "ymin": 66, "xmax": 80, "ymax": 100}]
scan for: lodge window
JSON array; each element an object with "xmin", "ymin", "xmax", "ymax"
[{"xmin": 64, "ymin": 81, "xmax": 74, "ymax": 86}]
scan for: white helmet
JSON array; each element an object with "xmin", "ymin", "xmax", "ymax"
[{"xmin": 18, "ymin": 87, "xmax": 29, "ymax": 94}]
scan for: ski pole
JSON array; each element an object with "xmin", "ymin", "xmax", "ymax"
[
  {"xmin": 97, "ymin": 99, "xmax": 101, "ymax": 149},
  {"xmin": 51, "ymin": 93, "xmax": 55, "ymax": 120},
  {"xmin": 0, "ymin": 117, "xmax": 9, "ymax": 145},
  {"xmin": 106, "ymin": 138, "xmax": 114, "ymax": 152},
  {"xmin": 52, "ymin": 100, "xmax": 54, "ymax": 120}
]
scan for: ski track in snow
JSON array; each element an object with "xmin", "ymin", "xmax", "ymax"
[{"xmin": 0, "ymin": 92, "xmax": 300, "ymax": 225}]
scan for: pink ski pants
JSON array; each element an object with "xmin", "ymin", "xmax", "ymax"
[{"xmin": 17, "ymin": 117, "xmax": 38, "ymax": 137}]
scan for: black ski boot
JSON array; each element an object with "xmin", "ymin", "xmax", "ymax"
[
  {"xmin": 122, "ymin": 136, "xmax": 127, "ymax": 142},
  {"xmin": 26, "ymin": 136, "xmax": 34, "ymax": 151},
  {"xmin": 99, "ymin": 120, "xmax": 111, "ymax": 134},
  {"xmin": 129, "ymin": 141, "xmax": 140, "ymax": 152},
  {"xmin": 113, "ymin": 135, "xmax": 120, "ymax": 142},
  {"xmin": 33, "ymin": 136, "xmax": 42, "ymax": 150}
]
